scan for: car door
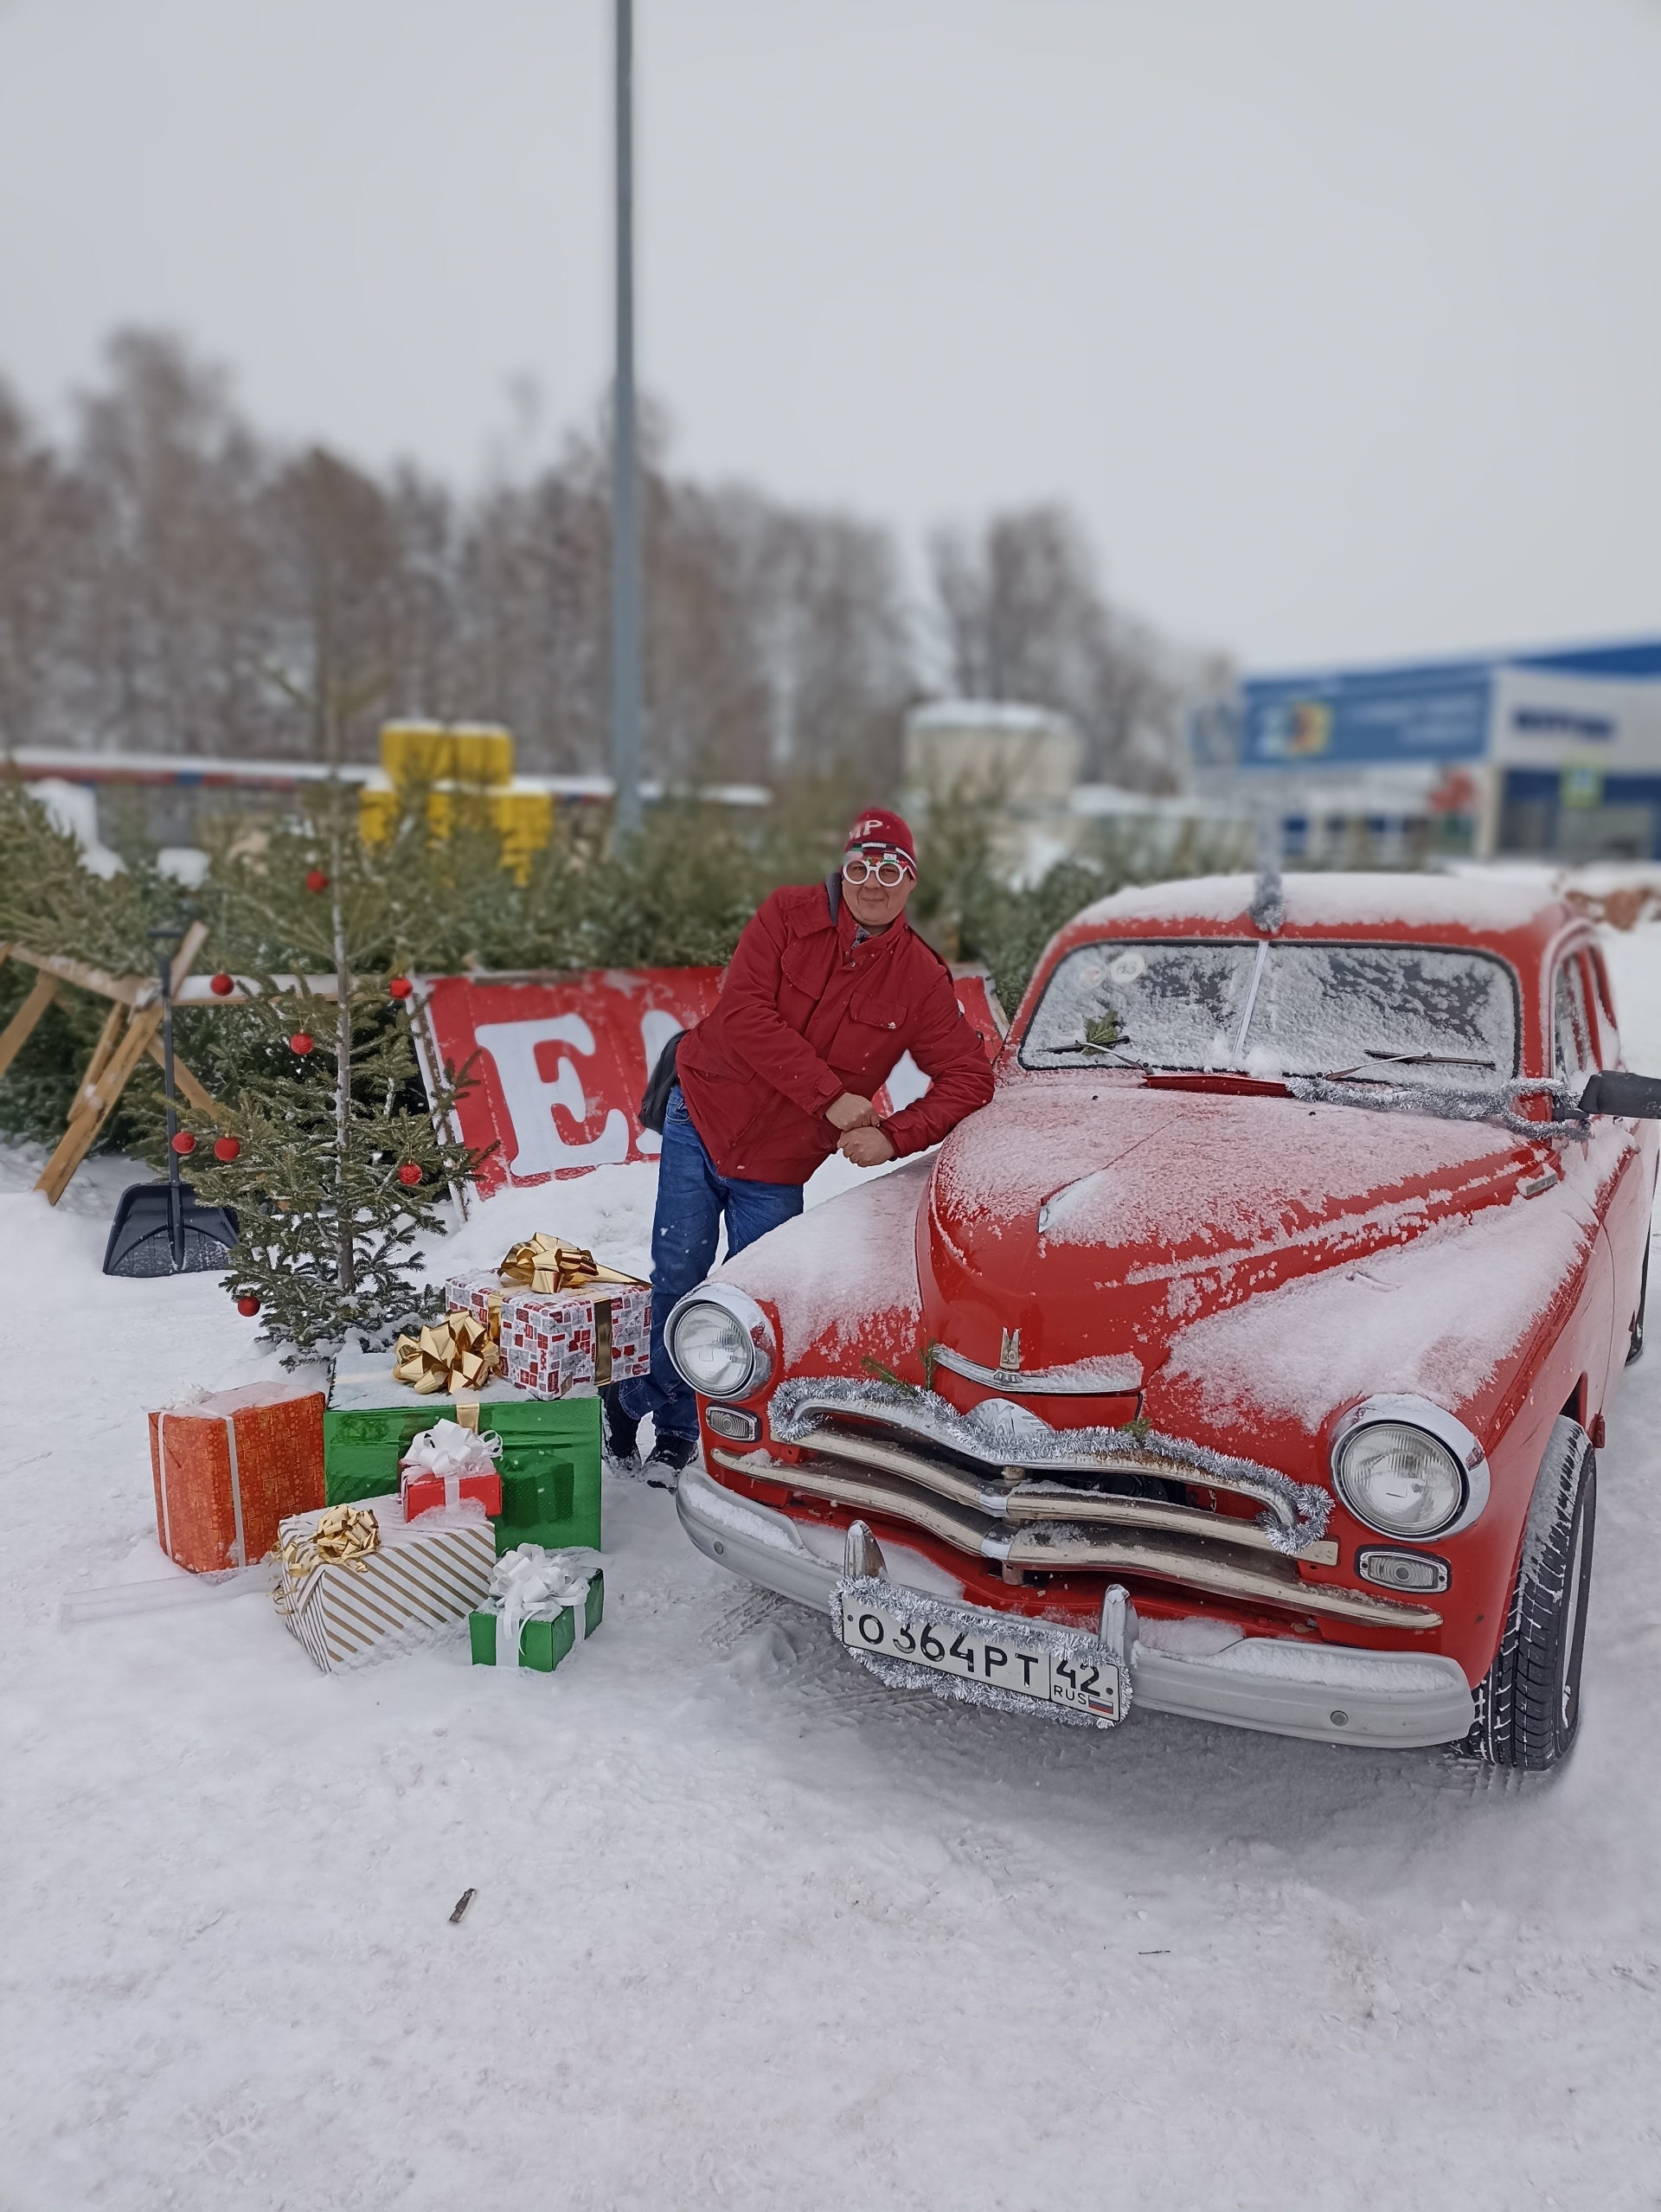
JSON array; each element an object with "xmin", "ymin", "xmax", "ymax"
[
  {"xmin": 1554, "ymin": 944, "xmax": 1638, "ymax": 1421},
  {"xmin": 1581, "ymin": 942, "xmax": 1657, "ymax": 1396}
]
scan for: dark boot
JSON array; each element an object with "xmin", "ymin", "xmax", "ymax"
[
  {"xmin": 643, "ymin": 1430, "xmax": 698, "ymax": 1492},
  {"xmin": 600, "ymin": 1384, "xmax": 641, "ymax": 1471}
]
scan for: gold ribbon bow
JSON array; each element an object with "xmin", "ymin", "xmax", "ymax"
[
  {"xmin": 393, "ymin": 1311, "xmax": 503, "ymax": 1395},
  {"xmin": 281, "ymin": 1504, "xmax": 380, "ymax": 1577},
  {"xmin": 497, "ymin": 1233, "xmax": 644, "ymax": 1295}
]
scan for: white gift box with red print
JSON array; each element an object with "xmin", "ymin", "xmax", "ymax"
[
  {"xmin": 443, "ymin": 1272, "xmax": 504, "ymax": 1338},
  {"xmin": 500, "ymin": 1285, "xmax": 651, "ymax": 1395}
]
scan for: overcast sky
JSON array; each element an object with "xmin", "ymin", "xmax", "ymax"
[{"xmin": 2, "ymin": 0, "xmax": 1658, "ymax": 673}]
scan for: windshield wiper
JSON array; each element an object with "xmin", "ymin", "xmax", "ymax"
[
  {"xmin": 1357, "ymin": 1048, "xmax": 1497, "ymax": 1069},
  {"xmin": 1051, "ymin": 1042, "xmax": 1156, "ymax": 1067}
]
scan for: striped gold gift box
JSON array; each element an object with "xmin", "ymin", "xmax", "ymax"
[{"xmin": 273, "ymin": 1494, "xmax": 496, "ymax": 1674}]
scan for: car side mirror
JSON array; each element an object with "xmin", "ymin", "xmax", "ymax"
[{"xmin": 1579, "ymin": 1071, "xmax": 1661, "ymax": 1119}]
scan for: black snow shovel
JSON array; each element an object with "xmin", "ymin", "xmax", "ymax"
[{"xmin": 102, "ymin": 926, "xmax": 240, "ymax": 1279}]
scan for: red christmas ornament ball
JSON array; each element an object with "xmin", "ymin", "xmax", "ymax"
[
  {"xmin": 397, "ymin": 1162, "xmax": 423, "ymax": 1187},
  {"xmin": 170, "ymin": 1130, "xmax": 197, "ymax": 1156},
  {"xmin": 209, "ymin": 971, "xmax": 235, "ymax": 997},
  {"xmin": 388, "ymin": 976, "xmax": 414, "ymax": 1001},
  {"xmin": 214, "ymin": 1135, "xmax": 241, "ymax": 1163},
  {"xmin": 236, "ymin": 1294, "xmax": 261, "ymax": 1318},
  {"xmin": 289, "ymin": 1031, "xmax": 316, "ymax": 1056},
  {"xmin": 305, "ymin": 869, "xmax": 330, "ymax": 894}
]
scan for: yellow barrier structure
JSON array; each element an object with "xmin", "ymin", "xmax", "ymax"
[
  {"xmin": 362, "ymin": 721, "xmax": 553, "ymax": 882},
  {"xmin": 379, "ymin": 720, "xmax": 515, "ymax": 788}
]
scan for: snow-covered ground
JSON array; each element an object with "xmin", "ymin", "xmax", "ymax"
[{"xmin": 3, "ymin": 932, "xmax": 1660, "ymax": 2212}]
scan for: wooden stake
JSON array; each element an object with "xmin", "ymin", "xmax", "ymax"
[
  {"xmin": 77, "ymin": 998, "xmax": 127, "ymax": 1102},
  {"xmin": 0, "ymin": 969, "xmax": 58, "ymax": 1080},
  {"xmin": 144, "ymin": 1037, "xmax": 222, "ymax": 1121},
  {"xmin": 35, "ymin": 921, "xmax": 208, "ymax": 1206}
]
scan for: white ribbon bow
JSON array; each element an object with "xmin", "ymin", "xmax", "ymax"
[
  {"xmin": 402, "ymin": 1419, "xmax": 503, "ymax": 1478},
  {"xmin": 490, "ymin": 1544, "xmax": 601, "ymax": 1668}
]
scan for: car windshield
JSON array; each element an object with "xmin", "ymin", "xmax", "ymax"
[{"xmin": 1019, "ymin": 939, "xmax": 1519, "ymax": 1087}]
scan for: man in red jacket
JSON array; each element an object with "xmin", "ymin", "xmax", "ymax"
[{"xmin": 609, "ymin": 805, "xmax": 997, "ymax": 1484}]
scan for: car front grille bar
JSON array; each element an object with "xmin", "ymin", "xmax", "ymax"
[
  {"xmin": 707, "ymin": 1448, "xmax": 1440, "ymax": 1632},
  {"xmin": 798, "ymin": 1423, "xmax": 1339, "ymax": 1563},
  {"xmin": 766, "ymin": 1376, "xmax": 1332, "ymax": 1552}
]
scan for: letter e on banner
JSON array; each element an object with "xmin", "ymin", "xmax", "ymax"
[
  {"xmin": 472, "ymin": 1016, "xmax": 631, "ymax": 1177},
  {"xmin": 419, "ymin": 969, "xmax": 725, "ymax": 1189}
]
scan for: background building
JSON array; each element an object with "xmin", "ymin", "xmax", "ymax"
[{"xmin": 1198, "ymin": 639, "xmax": 1661, "ymax": 865}]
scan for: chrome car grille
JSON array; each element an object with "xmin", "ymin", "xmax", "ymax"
[{"xmin": 740, "ymin": 1378, "xmax": 1442, "ymax": 1632}]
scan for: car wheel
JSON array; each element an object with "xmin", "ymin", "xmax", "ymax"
[
  {"xmin": 1468, "ymin": 1416, "xmax": 1596, "ymax": 1771},
  {"xmin": 1626, "ymin": 1241, "xmax": 1649, "ymax": 1365}
]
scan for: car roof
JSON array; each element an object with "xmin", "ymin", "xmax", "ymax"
[{"xmin": 1066, "ymin": 871, "xmax": 1581, "ymax": 958}]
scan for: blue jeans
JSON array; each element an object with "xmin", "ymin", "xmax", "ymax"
[{"xmin": 617, "ymin": 1088, "xmax": 804, "ymax": 1441}]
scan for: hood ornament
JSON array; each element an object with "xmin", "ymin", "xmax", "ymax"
[{"xmin": 998, "ymin": 1327, "xmax": 1022, "ymax": 1374}]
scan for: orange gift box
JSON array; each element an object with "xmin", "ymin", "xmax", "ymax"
[{"xmin": 148, "ymin": 1382, "xmax": 327, "ymax": 1574}]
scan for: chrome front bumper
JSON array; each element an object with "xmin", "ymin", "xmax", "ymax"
[{"xmin": 677, "ymin": 1464, "xmax": 1476, "ymax": 1752}]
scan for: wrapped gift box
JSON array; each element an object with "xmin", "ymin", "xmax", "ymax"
[
  {"xmin": 400, "ymin": 1465, "xmax": 503, "ymax": 1522},
  {"xmin": 500, "ymin": 1285, "xmax": 651, "ymax": 1395},
  {"xmin": 469, "ymin": 1548, "xmax": 605, "ymax": 1670},
  {"xmin": 149, "ymin": 1382, "xmax": 325, "ymax": 1574},
  {"xmin": 398, "ymin": 1419, "xmax": 503, "ymax": 1522},
  {"xmin": 324, "ymin": 1386, "xmax": 600, "ymax": 1553},
  {"xmin": 273, "ymin": 1495, "xmax": 495, "ymax": 1673}
]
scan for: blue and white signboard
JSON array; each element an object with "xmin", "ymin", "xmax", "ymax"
[{"xmin": 1241, "ymin": 664, "xmax": 1492, "ymax": 768}]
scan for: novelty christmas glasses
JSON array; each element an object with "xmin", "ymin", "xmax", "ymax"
[{"xmin": 842, "ymin": 851, "xmax": 913, "ymax": 888}]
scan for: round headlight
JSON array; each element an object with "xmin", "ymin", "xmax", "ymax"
[
  {"xmin": 666, "ymin": 1299, "xmax": 757, "ymax": 1399},
  {"xmin": 1334, "ymin": 1421, "xmax": 1465, "ymax": 1538}
]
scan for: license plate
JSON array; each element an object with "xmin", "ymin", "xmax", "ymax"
[{"xmin": 837, "ymin": 1588, "xmax": 1126, "ymax": 1722}]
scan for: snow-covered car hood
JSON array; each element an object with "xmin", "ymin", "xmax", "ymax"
[{"xmin": 920, "ymin": 1078, "xmax": 1547, "ymax": 1387}]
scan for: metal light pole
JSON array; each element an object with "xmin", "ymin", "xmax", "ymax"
[{"xmin": 610, "ymin": 0, "xmax": 644, "ymax": 837}]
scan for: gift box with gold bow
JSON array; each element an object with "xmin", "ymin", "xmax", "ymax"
[
  {"xmin": 273, "ymin": 1493, "xmax": 496, "ymax": 1673},
  {"xmin": 500, "ymin": 1284, "xmax": 651, "ymax": 1395},
  {"xmin": 445, "ymin": 1236, "xmax": 651, "ymax": 1397}
]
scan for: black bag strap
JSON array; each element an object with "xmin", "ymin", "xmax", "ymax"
[{"xmin": 638, "ymin": 1030, "xmax": 685, "ymax": 1134}]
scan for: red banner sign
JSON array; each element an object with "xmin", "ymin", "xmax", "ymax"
[{"xmin": 418, "ymin": 966, "xmax": 1006, "ymax": 1192}]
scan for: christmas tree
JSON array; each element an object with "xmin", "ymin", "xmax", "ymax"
[{"xmin": 185, "ymin": 777, "xmax": 485, "ymax": 1361}]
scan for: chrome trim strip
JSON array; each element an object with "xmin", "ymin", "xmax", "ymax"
[
  {"xmin": 792, "ymin": 1427, "xmax": 1339, "ymax": 1562},
  {"xmin": 766, "ymin": 1376, "xmax": 1330, "ymax": 1548},
  {"xmin": 677, "ymin": 1468, "xmax": 1471, "ymax": 1747},
  {"xmin": 710, "ymin": 1452, "xmax": 1434, "ymax": 1629},
  {"xmin": 931, "ymin": 1343, "xmax": 1144, "ymax": 1395}
]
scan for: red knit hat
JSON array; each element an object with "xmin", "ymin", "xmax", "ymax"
[{"xmin": 844, "ymin": 805, "xmax": 917, "ymax": 875}]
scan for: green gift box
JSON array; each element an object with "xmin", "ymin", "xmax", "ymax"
[
  {"xmin": 470, "ymin": 1568, "xmax": 605, "ymax": 1670},
  {"xmin": 324, "ymin": 1388, "xmax": 600, "ymax": 1555}
]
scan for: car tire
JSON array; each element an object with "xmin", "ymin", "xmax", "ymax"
[
  {"xmin": 1626, "ymin": 1241, "xmax": 1648, "ymax": 1365},
  {"xmin": 1467, "ymin": 1416, "xmax": 1596, "ymax": 1771}
]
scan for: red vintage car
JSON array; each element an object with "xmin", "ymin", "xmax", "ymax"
[{"xmin": 669, "ymin": 874, "xmax": 1658, "ymax": 1766}]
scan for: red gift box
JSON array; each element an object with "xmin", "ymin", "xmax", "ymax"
[
  {"xmin": 148, "ymin": 1382, "xmax": 326, "ymax": 1574},
  {"xmin": 399, "ymin": 1466, "xmax": 503, "ymax": 1522}
]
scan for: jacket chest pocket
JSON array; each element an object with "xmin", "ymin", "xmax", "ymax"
[{"xmin": 837, "ymin": 987, "xmax": 908, "ymax": 1076}]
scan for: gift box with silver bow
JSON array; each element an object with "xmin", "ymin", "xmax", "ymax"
[{"xmin": 468, "ymin": 1545, "xmax": 604, "ymax": 1672}]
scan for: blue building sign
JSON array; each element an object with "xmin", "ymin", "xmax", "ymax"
[{"xmin": 1241, "ymin": 663, "xmax": 1492, "ymax": 768}]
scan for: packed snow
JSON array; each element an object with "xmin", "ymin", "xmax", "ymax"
[{"xmin": 2, "ymin": 927, "xmax": 1660, "ymax": 2209}]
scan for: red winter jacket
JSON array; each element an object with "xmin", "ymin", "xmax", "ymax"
[{"xmin": 676, "ymin": 880, "xmax": 997, "ymax": 1183}]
